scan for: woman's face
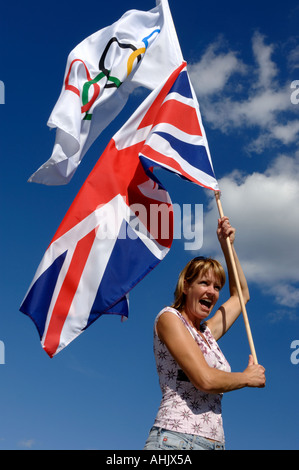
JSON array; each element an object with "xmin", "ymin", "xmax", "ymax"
[{"xmin": 183, "ymin": 268, "xmax": 221, "ymax": 321}]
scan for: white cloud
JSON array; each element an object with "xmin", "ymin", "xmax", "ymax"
[
  {"xmin": 270, "ymin": 284, "xmax": 299, "ymax": 308},
  {"xmin": 201, "ymin": 152, "xmax": 299, "ymax": 308},
  {"xmin": 251, "ymin": 32, "xmax": 278, "ymax": 89},
  {"xmin": 288, "ymin": 44, "xmax": 299, "ymax": 71},
  {"xmin": 189, "ymin": 32, "xmax": 299, "ymax": 151},
  {"xmin": 189, "ymin": 40, "xmax": 246, "ymax": 96},
  {"xmin": 271, "ymin": 120, "xmax": 299, "ymax": 144},
  {"xmin": 18, "ymin": 438, "xmax": 36, "ymax": 448},
  {"xmin": 236, "ymin": 88, "xmax": 291, "ymax": 126},
  {"xmin": 247, "ymin": 119, "xmax": 299, "ymax": 153}
]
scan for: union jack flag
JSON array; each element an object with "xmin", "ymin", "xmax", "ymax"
[{"xmin": 20, "ymin": 62, "xmax": 218, "ymax": 357}]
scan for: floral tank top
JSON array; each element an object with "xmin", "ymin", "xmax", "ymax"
[{"xmin": 153, "ymin": 307, "xmax": 231, "ymax": 443}]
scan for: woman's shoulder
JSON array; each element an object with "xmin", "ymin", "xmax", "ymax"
[
  {"xmin": 157, "ymin": 306, "xmax": 181, "ymax": 318},
  {"xmin": 154, "ymin": 306, "xmax": 182, "ymax": 333}
]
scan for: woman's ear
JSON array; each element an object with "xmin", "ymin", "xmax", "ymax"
[{"xmin": 183, "ymin": 279, "xmax": 189, "ymax": 295}]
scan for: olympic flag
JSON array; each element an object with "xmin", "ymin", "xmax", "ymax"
[
  {"xmin": 28, "ymin": 0, "xmax": 183, "ymax": 185},
  {"xmin": 20, "ymin": 63, "xmax": 218, "ymax": 357}
]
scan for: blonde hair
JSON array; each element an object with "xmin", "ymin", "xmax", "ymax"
[{"xmin": 172, "ymin": 257, "xmax": 226, "ymax": 311}]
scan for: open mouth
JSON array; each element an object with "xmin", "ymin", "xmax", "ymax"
[{"xmin": 199, "ymin": 299, "xmax": 212, "ymax": 309}]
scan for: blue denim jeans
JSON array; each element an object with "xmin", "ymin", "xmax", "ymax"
[{"xmin": 143, "ymin": 426, "xmax": 225, "ymax": 450}]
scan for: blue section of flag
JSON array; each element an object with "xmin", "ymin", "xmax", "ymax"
[
  {"xmin": 103, "ymin": 296, "xmax": 129, "ymax": 318},
  {"xmin": 168, "ymin": 70, "xmax": 192, "ymax": 99},
  {"xmin": 154, "ymin": 131, "xmax": 215, "ymax": 178},
  {"xmin": 20, "ymin": 251, "xmax": 67, "ymax": 339},
  {"xmin": 86, "ymin": 220, "xmax": 160, "ymax": 327}
]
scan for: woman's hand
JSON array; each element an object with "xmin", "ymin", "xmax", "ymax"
[
  {"xmin": 217, "ymin": 216, "xmax": 236, "ymax": 245},
  {"xmin": 243, "ymin": 355, "xmax": 266, "ymax": 388}
]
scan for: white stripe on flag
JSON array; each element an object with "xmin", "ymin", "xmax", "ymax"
[
  {"xmin": 144, "ymin": 133, "xmax": 218, "ymax": 187},
  {"xmin": 151, "ymin": 122, "xmax": 205, "ymax": 144},
  {"xmin": 162, "ymin": 91, "xmax": 195, "ymax": 108},
  {"xmin": 56, "ymin": 231, "xmax": 118, "ymax": 354}
]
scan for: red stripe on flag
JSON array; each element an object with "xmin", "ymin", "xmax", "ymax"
[
  {"xmin": 138, "ymin": 62, "xmax": 186, "ymax": 130},
  {"xmin": 43, "ymin": 228, "xmax": 97, "ymax": 357},
  {"xmin": 49, "ymin": 140, "xmax": 144, "ymax": 244},
  {"xmin": 141, "ymin": 144, "xmax": 214, "ymax": 190},
  {"xmin": 154, "ymin": 100, "xmax": 202, "ymax": 136}
]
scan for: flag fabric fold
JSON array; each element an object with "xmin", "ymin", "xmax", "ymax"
[
  {"xmin": 20, "ymin": 62, "xmax": 218, "ymax": 357},
  {"xmin": 28, "ymin": 0, "xmax": 183, "ymax": 186}
]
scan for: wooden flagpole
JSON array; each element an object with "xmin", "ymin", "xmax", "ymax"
[{"xmin": 215, "ymin": 191, "xmax": 258, "ymax": 365}]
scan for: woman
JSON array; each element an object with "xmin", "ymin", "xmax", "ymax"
[{"xmin": 144, "ymin": 216, "xmax": 266, "ymax": 450}]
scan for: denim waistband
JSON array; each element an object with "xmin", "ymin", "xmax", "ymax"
[{"xmin": 150, "ymin": 426, "xmax": 225, "ymax": 450}]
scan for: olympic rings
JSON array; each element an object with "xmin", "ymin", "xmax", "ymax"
[{"xmin": 65, "ymin": 28, "xmax": 160, "ymax": 120}]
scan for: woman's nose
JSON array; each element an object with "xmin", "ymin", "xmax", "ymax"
[{"xmin": 207, "ymin": 284, "xmax": 217, "ymax": 296}]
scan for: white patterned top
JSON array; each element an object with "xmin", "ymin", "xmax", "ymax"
[{"xmin": 153, "ymin": 307, "xmax": 231, "ymax": 443}]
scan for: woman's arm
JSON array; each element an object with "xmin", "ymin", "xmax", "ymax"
[
  {"xmin": 157, "ymin": 311, "xmax": 265, "ymax": 394},
  {"xmin": 207, "ymin": 217, "xmax": 250, "ymax": 341}
]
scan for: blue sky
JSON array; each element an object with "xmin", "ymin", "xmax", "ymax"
[{"xmin": 1, "ymin": 0, "xmax": 299, "ymax": 450}]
